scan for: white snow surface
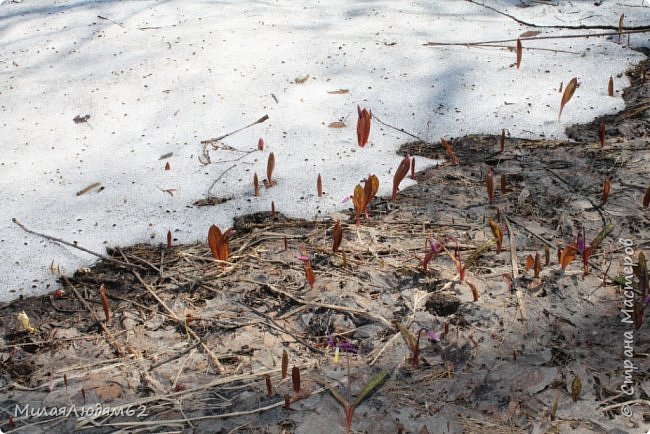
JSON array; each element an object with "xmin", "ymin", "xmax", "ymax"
[{"xmin": 0, "ymin": 0, "xmax": 647, "ymax": 302}]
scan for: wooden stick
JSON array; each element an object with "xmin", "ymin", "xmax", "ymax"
[
  {"xmin": 241, "ymin": 279, "xmax": 393, "ymax": 327},
  {"xmin": 503, "ymin": 215, "xmax": 526, "ymax": 320},
  {"xmin": 465, "ymin": 0, "xmax": 650, "ymax": 31},
  {"xmin": 200, "ymin": 114, "xmax": 269, "ymax": 145},
  {"xmin": 237, "ymin": 302, "xmax": 325, "ymax": 354},
  {"xmin": 424, "ymin": 28, "xmax": 650, "ymax": 47},
  {"xmin": 12, "ymin": 218, "xmax": 146, "ymax": 271}
]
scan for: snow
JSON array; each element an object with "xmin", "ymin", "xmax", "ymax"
[{"xmin": 0, "ymin": 0, "xmax": 647, "ymax": 302}]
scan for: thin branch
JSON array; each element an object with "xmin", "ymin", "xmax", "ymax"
[
  {"xmin": 12, "ymin": 218, "xmax": 146, "ymax": 271},
  {"xmin": 503, "ymin": 215, "xmax": 526, "ymax": 320},
  {"xmin": 473, "ymin": 43, "xmax": 580, "ymax": 55},
  {"xmin": 466, "ymin": 0, "xmax": 650, "ymax": 31},
  {"xmin": 371, "ymin": 114, "xmax": 427, "ymax": 142},
  {"xmin": 200, "ymin": 114, "xmax": 269, "ymax": 145},
  {"xmin": 207, "ymin": 164, "xmax": 236, "ymax": 197},
  {"xmin": 237, "ymin": 302, "xmax": 325, "ymax": 354},
  {"xmin": 424, "ymin": 28, "xmax": 650, "ymax": 47},
  {"xmin": 240, "ymin": 278, "xmax": 393, "ymax": 327},
  {"xmin": 600, "ymin": 399, "xmax": 650, "ymax": 412},
  {"xmin": 63, "ymin": 276, "xmax": 125, "ymax": 356}
]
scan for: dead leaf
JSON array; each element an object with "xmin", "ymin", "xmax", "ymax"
[
  {"xmin": 164, "ymin": 161, "xmax": 171, "ymax": 171},
  {"xmin": 294, "ymin": 74, "xmax": 310, "ymax": 84},
  {"xmin": 17, "ymin": 311, "xmax": 37, "ymax": 333},
  {"xmin": 253, "ymin": 173, "xmax": 260, "ymax": 196},
  {"xmin": 73, "ymin": 114, "xmax": 90, "ymax": 124},
  {"xmin": 515, "ymin": 38, "xmax": 522, "ymax": 69},
  {"xmin": 327, "ymin": 89, "xmax": 349, "ymax": 94},
  {"xmin": 559, "ymin": 77, "xmax": 578, "ymax": 121},
  {"xmin": 76, "ymin": 182, "xmax": 101, "ymax": 196},
  {"xmin": 519, "ymin": 30, "xmax": 541, "ymax": 38},
  {"xmin": 643, "ymin": 186, "xmax": 650, "ymax": 208},
  {"xmin": 161, "ymin": 188, "xmax": 176, "ymax": 197},
  {"xmin": 328, "ymin": 121, "xmax": 346, "ymax": 128},
  {"xmin": 571, "ymin": 375, "xmax": 582, "ymax": 402},
  {"xmin": 166, "ymin": 230, "xmax": 172, "ymax": 249},
  {"xmin": 317, "ymin": 174, "xmax": 323, "ymax": 197}
]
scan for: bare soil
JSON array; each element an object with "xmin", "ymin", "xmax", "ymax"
[{"xmin": 1, "ymin": 53, "xmax": 649, "ymax": 434}]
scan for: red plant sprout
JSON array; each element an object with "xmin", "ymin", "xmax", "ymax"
[
  {"xmin": 422, "ymin": 237, "xmax": 445, "ymax": 272},
  {"xmin": 392, "ymin": 155, "xmax": 410, "ymax": 201},
  {"xmin": 576, "ymin": 226, "xmax": 593, "ymax": 274},
  {"xmin": 298, "ymin": 248, "xmax": 316, "ymax": 288},
  {"xmin": 356, "ymin": 106, "xmax": 371, "ymax": 147},
  {"xmin": 397, "ymin": 324, "xmax": 441, "ymax": 368},
  {"xmin": 424, "ymin": 236, "xmax": 466, "ymax": 280},
  {"xmin": 208, "ymin": 225, "xmax": 235, "ymax": 265},
  {"xmin": 363, "ymin": 174, "xmax": 379, "ymax": 217}
]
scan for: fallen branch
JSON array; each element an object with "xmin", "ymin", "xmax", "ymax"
[
  {"xmin": 200, "ymin": 114, "xmax": 269, "ymax": 145},
  {"xmin": 424, "ymin": 28, "xmax": 650, "ymax": 47},
  {"xmin": 371, "ymin": 113, "xmax": 427, "ymax": 143},
  {"xmin": 237, "ymin": 302, "xmax": 325, "ymax": 354},
  {"xmin": 600, "ymin": 399, "xmax": 650, "ymax": 412},
  {"xmin": 12, "ymin": 218, "xmax": 146, "ymax": 271},
  {"xmin": 241, "ymin": 279, "xmax": 393, "ymax": 327},
  {"xmin": 466, "ymin": 0, "xmax": 650, "ymax": 31}
]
